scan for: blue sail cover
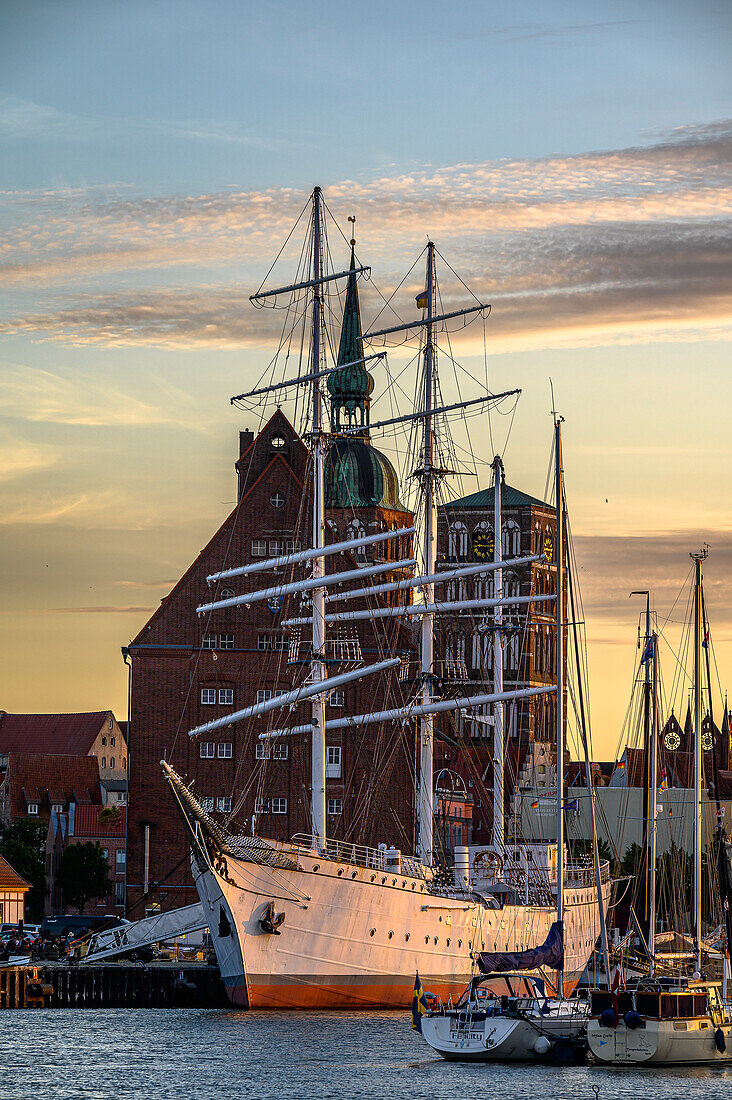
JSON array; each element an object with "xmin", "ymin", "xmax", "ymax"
[{"xmin": 476, "ymin": 920, "xmax": 564, "ymax": 974}]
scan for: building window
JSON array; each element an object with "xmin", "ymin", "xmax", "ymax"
[
  {"xmin": 116, "ymin": 792, "xmax": 126, "ymax": 803},
  {"xmin": 255, "ymin": 743, "xmax": 270, "ymax": 760},
  {"xmin": 115, "ymin": 850, "xmax": 126, "ymax": 870},
  {"xmin": 252, "ymin": 539, "xmax": 268, "ymax": 557},
  {"xmin": 27, "ymin": 803, "xmax": 39, "ymax": 815},
  {"xmin": 219, "ymin": 634, "xmax": 234, "ymax": 650},
  {"xmin": 100, "ymin": 848, "xmax": 109, "ymax": 861},
  {"xmin": 257, "ymin": 634, "xmax": 271, "ymax": 651},
  {"xmin": 202, "ymin": 633, "xmax": 217, "ymax": 649},
  {"xmin": 257, "ymin": 689, "xmax": 273, "ymax": 704},
  {"xmin": 111, "ymin": 736, "xmax": 116, "ymax": 747},
  {"xmin": 272, "ymin": 797, "xmax": 287, "ymax": 814},
  {"xmin": 219, "ymin": 688, "xmax": 234, "ymax": 706},
  {"xmin": 102, "ymin": 756, "xmax": 107, "ymax": 768},
  {"xmin": 270, "ymin": 492, "xmax": 285, "ymax": 509},
  {"xmin": 102, "ymin": 736, "xmax": 107, "ymax": 746},
  {"xmin": 269, "ymin": 539, "xmax": 285, "ymax": 556},
  {"xmin": 123, "ymin": 758, "xmax": 127, "ymax": 770},
  {"xmin": 201, "ymin": 797, "xmax": 214, "ymax": 812},
  {"xmin": 284, "ymin": 539, "xmax": 301, "ymax": 554},
  {"xmin": 110, "ymin": 757, "xmax": 115, "ymax": 769},
  {"xmin": 221, "ymin": 588, "xmax": 235, "ymax": 600},
  {"xmin": 115, "ymin": 882, "xmax": 125, "ymax": 907},
  {"xmin": 109, "ymin": 717, "xmax": 113, "ymax": 730},
  {"xmin": 216, "ymin": 797, "xmax": 232, "ymax": 813},
  {"xmin": 448, "ymin": 521, "xmax": 469, "ymax": 560},
  {"xmin": 329, "ymin": 689, "xmax": 345, "ymax": 707},
  {"xmin": 270, "ymin": 434, "xmax": 286, "ymax": 450},
  {"xmin": 200, "ymin": 742, "xmax": 215, "ymax": 758},
  {"xmin": 346, "ymin": 518, "xmax": 367, "ymax": 558},
  {"xmin": 218, "ymin": 742, "xmax": 233, "ymax": 759},
  {"xmin": 254, "ymin": 797, "xmax": 270, "ymax": 813},
  {"xmin": 273, "ymin": 743, "xmax": 289, "ymax": 760},
  {"xmin": 326, "ymin": 745, "xmax": 341, "ymax": 779},
  {"xmin": 51, "ymin": 803, "xmax": 63, "ymax": 813},
  {"xmin": 201, "ymin": 688, "xmax": 216, "ymax": 705},
  {"xmin": 327, "ymin": 798, "xmax": 343, "ymax": 815},
  {"xmin": 502, "ymin": 520, "xmax": 521, "ymax": 558},
  {"xmin": 258, "ymin": 634, "xmax": 289, "ymax": 652}
]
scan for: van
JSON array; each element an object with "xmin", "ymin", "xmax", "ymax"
[{"xmin": 41, "ymin": 915, "xmax": 127, "ymax": 939}]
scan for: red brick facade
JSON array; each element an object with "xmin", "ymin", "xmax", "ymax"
[{"xmin": 126, "ymin": 410, "xmax": 419, "ymax": 913}]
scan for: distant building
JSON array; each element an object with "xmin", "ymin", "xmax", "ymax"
[
  {"xmin": 0, "ymin": 752, "xmax": 102, "ymax": 827},
  {"xmin": 0, "ymin": 710, "xmax": 128, "ymax": 789},
  {"xmin": 0, "ymin": 853, "xmax": 30, "ymax": 925},
  {"xmin": 46, "ymin": 804, "xmax": 127, "ymax": 916}
]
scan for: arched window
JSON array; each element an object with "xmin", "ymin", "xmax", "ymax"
[
  {"xmin": 543, "ymin": 524, "xmax": 555, "ymax": 562},
  {"xmin": 346, "ymin": 518, "xmax": 367, "ymax": 558},
  {"xmin": 533, "ymin": 521, "xmax": 542, "ymax": 554},
  {"xmin": 536, "ymin": 626, "xmax": 544, "ymax": 676},
  {"xmin": 472, "ymin": 627, "xmax": 492, "ymax": 671},
  {"xmin": 504, "ymin": 571, "xmax": 520, "ymax": 599},
  {"xmin": 474, "ymin": 571, "xmax": 493, "ymax": 601},
  {"xmin": 448, "ymin": 522, "xmax": 469, "ymax": 560},
  {"xmin": 508, "ymin": 632, "xmax": 519, "ymax": 671},
  {"xmin": 502, "ymin": 520, "xmax": 520, "ymax": 558}
]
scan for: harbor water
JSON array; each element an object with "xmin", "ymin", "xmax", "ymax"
[{"xmin": 2, "ymin": 1008, "xmax": 732, "ymax": 1100}]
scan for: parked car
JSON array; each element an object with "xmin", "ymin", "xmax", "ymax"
[{"xmin": 41, "ymin": 915, "xmax": 128, "ymax": 940}]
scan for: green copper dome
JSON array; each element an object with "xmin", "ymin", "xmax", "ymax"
[{"xmin": 325, "ymin": 438, "xmax": 404, "ymax": 510}]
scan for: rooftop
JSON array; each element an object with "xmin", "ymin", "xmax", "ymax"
[
  {"xmin": 0, "ymin": 852, "xmax": 30, "ymax": 891},
  {"xmin": 0, "ymin": 711, "xmax": 116, "ymax": 756},
  {"xmin": 443, "ymin": 483, "xmax": 551, "ymax": 511}
]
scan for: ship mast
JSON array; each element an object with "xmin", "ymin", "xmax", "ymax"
[
  {"xmin": 492, "ymin": 456, "xmax": 504, "ymax": 854},
  {"xmin": 692, "ymin": 548, "xmax": 707, "ymax": 975},
  {"xmin": 418, "ymin": 241, "xmax": 436, "ymax": 866},
  {"xmin": 310, "ymin": 187, "xmax": 327, "ymax": 849},
  {"xmin": 555, "ymin": 417, "xmax": 565, "ymax": 996}
]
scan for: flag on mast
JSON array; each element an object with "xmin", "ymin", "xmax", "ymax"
[{"xmin": 412, "ymin": 972, "xmax": 428, "ymax": 1032}]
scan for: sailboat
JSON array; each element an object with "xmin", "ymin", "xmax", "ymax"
[
  {"xmin": 587, "ymin": 550, "xmax": 732, "ymax": 1063},
  {"xmin": 162, "ymin": 187, "xmax": 612, "ymax": 1009}
]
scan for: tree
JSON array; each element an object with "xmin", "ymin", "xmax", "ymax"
[
  {"xmin": 570, "ymin": 836, "xmax": 614, "ymax": 864},
  {"xmin": 57, "ymin": 842, "xmax": 112, "ymax": 914},
  {"xmin": 0, "ymin": 819, "xmax": 47, "ymax": 922}
]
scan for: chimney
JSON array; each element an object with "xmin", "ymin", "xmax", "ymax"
[{"xmin": 236, "ymin": 429, "xmax": 255, "ymax": 501}]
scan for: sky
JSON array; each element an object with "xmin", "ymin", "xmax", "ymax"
[{"xmin": 0, "ymin": 0, "xmax": 730, "ymax": 758}]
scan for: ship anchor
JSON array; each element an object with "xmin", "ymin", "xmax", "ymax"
[{"xmin": 259, "ymin": 901, "xmax": 285, "ymax": 935}]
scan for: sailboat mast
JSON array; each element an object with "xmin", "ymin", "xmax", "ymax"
[
  {"xmin": 492, "ymin": 455, "xmax": 504, "ymax": 854},
  {"xmin": 554, "ymin": 418, "xmax": 565, "ymax": 994},
  {"xmin": 692, "ymin": 549, "xmax": 706, "ymax": 974},
  {"xmin": 649, "ymin": 627, "xmax": 659, "ymax": 971},
  {"xmin": 310, "ymin": 187, "xmax": 327, "ymax": 849},
  {"xmin": 418, "ymin": 241, "xmax": 436, "ymax": 866}
]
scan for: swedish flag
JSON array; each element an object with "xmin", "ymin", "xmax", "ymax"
[
  {"xmin": 412, "ymin": 971, "xmax": 428, "ymax": 1032},
  {"xmin": 415, "ymin": 290, "xmax": 429, "ymax": 309}
]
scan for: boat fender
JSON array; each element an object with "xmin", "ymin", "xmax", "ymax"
[
  {"xmin": 599, "ymin": 1007, "xmax": 617, "ymax": 1028},
  {"xmin": 259, "ymin": 901, "xmax": 285, "ymax": 935},
  {"xmin": 715, "ymin": 1027, "xmax": 726, "ymax": 1054},
  {"xmin": 533, "ymin": 1035, "xmax": 552, "ymax": 1056},
  {"xmin": 623, "ymin": 1010, "xmax": 643, "ymax": 1030}
]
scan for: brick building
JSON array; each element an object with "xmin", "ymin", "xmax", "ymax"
[
  {"xmin": 0, "ymin": 854, "xmax": 30, "ymax": 925},
  {"xmin": 126, "ymin": 248, "xmax": 420, "ymax": 913},
  {"xmin": 46, "ymin": 804, "xmax": 127, "ymax": 915},
  {"xmin": 434, "ymin": 472, "xmax": 563, "ymax": 845},
  {"xmin": 0, "ymin": 711, "xmax": 128, "ymax": 795},
  {"xmin": 0, "ymin": 753, "xmax": 102, "ymax": 827}
]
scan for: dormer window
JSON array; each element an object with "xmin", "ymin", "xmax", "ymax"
[
  {"xmin": 27, "ymin": 802, "xmax": 39, "ymax": 816},
  {"xmin": 51, "ymin": 803, "xmax": 63, "ymax": 813}
]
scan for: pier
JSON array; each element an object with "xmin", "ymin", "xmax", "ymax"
[{"xmin": 0, "ymin": 962, "xmax": 228, "ymax": 1010}]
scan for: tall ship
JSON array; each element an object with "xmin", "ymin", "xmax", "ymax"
[{"xmin": 163, "ymin": 187, "xmax": 613, "ymax": 1008}]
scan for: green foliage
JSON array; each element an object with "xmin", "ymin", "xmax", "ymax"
[
  {"xmin": 0, "ymin": 819, "xmax": 47, "ymax": 922},
  {"xmin": 57, "ymin": 842, "xmax": 112, "ymax": 914},
  {"xmin": 622, "ymin": 842, "xmax": 644, "ymax": 879},
  {"xmin": 570, "ymin": 836, "xmax": 614, "ymax": 864}
]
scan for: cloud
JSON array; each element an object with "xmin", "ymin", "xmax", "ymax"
[
  {"xmin": 114, "ymin": 579, "xmax": 174, "ymax": 590},
  {"xmin": 0, "ymin": 435, "xmax": 59, "ymax": 481},
  {"xmin": 0, "ymin": 363, "xmax": 205, "ymax": 428},
  {"xmin": 0, "ymin": 122, "xmax": 729, "ymax": 352}
]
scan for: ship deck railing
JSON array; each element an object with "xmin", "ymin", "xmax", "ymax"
[{"xmin": 290, "ymin": 834, "xmax": 432, "ymax": 881}]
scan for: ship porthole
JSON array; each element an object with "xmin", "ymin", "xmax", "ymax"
[
  {"xmin": 446, "ymin": 938, "xmax": 450, "ymax": 947},
  {"xmin": 312, "ymin": 864, "xmax": 320, "ymax": 872},
  {"xmin": 411, "ymin": 883, "xmax": 415, "ymax": 890},
  {"xmin": 388, "ymin": 931, "xmax": 394, "ymax": 939},
  {"xmin": 351, "ymin": 871, "xmax": 358, "ymax": 879},
  {"xmin": 405, "ymin": 933, "xmax": 410, "ymax": 941},
  {"xmin": 382, "ymin": 876, "xmax": 387, "ymax": 884},
  {"xmin": 458, "ymin": 940, "xmax": 462, "ymax": 948},
  {"xmin": 337, "ymin": 869, "xmax": 344, "ymax": 876},
  {"xmin": 370, "ymin": 928, "xmax": 375, "ymax": 937},
  {"xmin": 401, "ymin": 881, "xmax": 406, "ymax": 888},
  {"xmin": 370, "ymin": 874, "xmax": 376, "ymax": 882},
  {"xmin": 392, "ymin": 878, "xmax": 397, "ymax": 886},
  {"xmin": 425, "ymin": 936, "xmax": 429, "ymax": 945},
  {"xmin": 433, "ymin": 937, "xmax": 438, "ymax": 945}
]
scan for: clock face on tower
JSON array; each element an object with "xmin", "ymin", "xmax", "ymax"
[
  {"xmin": 472, "ymin": 530, "xmax": 493, "ymax": 561},
  {"xmin": 664, "ymin": 729, "xmax": 681, "ymax": 751},
  {"xmin": 702, "ymin": 730, "xmax": 714, "ymax": 751}
]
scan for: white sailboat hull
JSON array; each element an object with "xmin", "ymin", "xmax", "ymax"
[
  {"xmin": 193, "ymin": 840, "xmax": 611, "ymax": 1009},
  {"xmin": 588, "ymin": 1017, "xmax": 732, "ymax": 1065},
  {"xmin": 421, "ymin": 1001, "xmax": 588, "ymax": 1062}
]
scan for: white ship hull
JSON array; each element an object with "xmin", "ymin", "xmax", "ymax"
[
  {"xmin": 422, "ymin": 999, "xmax": 588, "ymax": 1062},
  {"xmin": 192, "ymin": 836, "xmax": 612, "ymax": 1009}
]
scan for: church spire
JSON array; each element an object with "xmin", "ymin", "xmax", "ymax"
[{"xmin": 328, "ymin": 219, "xmax": 374, "ymax": 438}]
